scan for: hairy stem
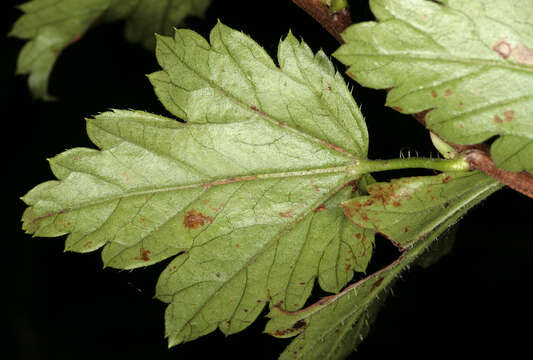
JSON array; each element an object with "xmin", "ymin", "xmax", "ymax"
[
  {"xmin": 291, "ymin": 0, "xmax": 351, "ymax": 43},
  {"xmin": 359, "ymin": 156, "xmax": 470, "ymax": 174}
]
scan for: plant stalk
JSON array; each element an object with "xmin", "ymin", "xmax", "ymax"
[{"xmin": 358, "ymin": 156, "xmax": 470, "ymax": 174}]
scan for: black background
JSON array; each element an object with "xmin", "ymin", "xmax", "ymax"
[{"xmin": 3, "ymin": 1, "xmax": 532, "ymax": 359}]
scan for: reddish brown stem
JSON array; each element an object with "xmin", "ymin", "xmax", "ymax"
[
  {"xmin": 291, "ymin": 0, "xmax": 351, "ymax": 43},
  {"xmin": 466, "ymin": 150, "xmax": 533, "ymax": 199}
]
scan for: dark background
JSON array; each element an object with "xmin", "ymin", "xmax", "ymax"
[{"xmin": 3, "ymin": 1, "xmax": 532, "ymax": 359}]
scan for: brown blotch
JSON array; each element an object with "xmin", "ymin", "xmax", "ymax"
[
  {"xmin": 136, "ymin": 248, "xmax": 151, "ymax": 262},
  {"xmin": 431, "ymin": 89, "xmax": 438, "ymax": 98},
  {"xmin": 494, "ymin": 114, "xmax": 503, "ymax": 124},
  {"xmin": 444, "ymin": 89, "xmax": 452, "ymax": 97},
  {"xmin": 183, "ymin": 210, "xmax": 213, "ymax": 229},
  {"xmin": 315, "ymin": 204, "xmax": 326, "ymax": 212},
  {"xmin": 293, "ymin": 320, "xmax": 307, "ymax": 330},
  {"xmin": 393, "ymin": 201, "xmax": 401, "ymax": 208},
  {"xmin": 84, "ymin": 241, "xmax": 93, "ymax": 248},
  {"xmin": 371, "ymin": 277, "xmax": 384, "ymax": 290},
  {"xmin": 355, "ymin": 233, "xmax": 361, "ymax": 239},
  {"xmin": 492, "ymin": 40, "xmax": 511, "ymax": 59},
  {"xmin": 345, "ymin": 264, "xmax": 352, "ymax": 272},
  {"xmin": 503, "ymin": 110, "xmax": 515, "ymax": 122},
  {"xmin": 279, "ymin": 210, "xmax": 295, "ymax": 218},
  {"xmin": 513, "ymin": 44, "xmax": 533, "ymax": 65},
  {"xmin": 442, "ymin": 175, "xmax": 452, "ymax": 183},
  {"xmin": 325, "ymin": 143, "xmax": 346, "ymax": 153}
]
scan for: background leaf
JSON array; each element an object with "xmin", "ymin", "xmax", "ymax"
[
  {"xmin": 265, "ymin": 171, "xmax": 502, "ymax": 360},
  {"xmin": 334, "ymin": 0, "xmax": 533, "ymax": 174},
  {"xmin": 21, "ymin": 23, "xmax": 371, "ymax": 348},
  {"xmin": 9, "ymin": 0, "xmax": 211, "ymax": 99}
]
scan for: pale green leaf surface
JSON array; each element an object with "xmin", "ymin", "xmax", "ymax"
[
  {"xmin": 334, "ymin": 0, "xmax": 533, "ymax": 173},
  {"xmin": 10, "ymin": 0, "xmax": 211, "ymax": 99},
  {"xmin": 265, "ymin": 172, "xmax": 501, "ymax": 360},
  {"xmin": 149, "ymin": 22, "xmax": 369, "ymax": 157},
  {"xmin": 343, "ymin": 172, "xmax": 502, "ymax": 249},
  {"xmin": 22, "ymin": 24, "xmax": 371, "ymax": 347}
]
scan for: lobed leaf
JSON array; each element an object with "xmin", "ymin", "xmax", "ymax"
[
  {"xmin": 21, "ymin": 23, "xmax": 372, "ymax": 347},
  {"xmin": 334, "ymin": 0, "xmax": 533, "ymax": 174},
  {"xmin": 9, "ymin": 0, "xmax": 211, "ymax": 100},
  {"xmin": 343, "ymin": 172, "xmax": 501, "ymax": 249},
  {"xmin": 266, "ymin": 172, "xmax": 502, "ymax": 360}
]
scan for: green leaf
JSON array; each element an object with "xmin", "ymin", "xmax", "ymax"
[
  {"xmin": 265, "ymin": 172, "xmax": 502, "ymax": 360},
  {"xmin": 21, "ymin": 23, "xmax": 371, "ymax": 347},
  {"xmin": 334, "ymin": 0, "xmax": 533, "ymax": 174},
  {"xmin": 9, "ymin": 0, "xmax": 211, "ymax": 100},
  {"xmin": 342, "ymin": 172, "xmax": 502, "ymax": 249},
  {"xmin": 148, "ymin": 21, "xmax": 369, "ymax": 157}
]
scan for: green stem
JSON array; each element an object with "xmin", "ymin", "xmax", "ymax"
[{"xmin": 358, "ymin": 155, "xmax": 470, "ymax": 174}]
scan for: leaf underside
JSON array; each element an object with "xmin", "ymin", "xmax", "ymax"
[
  {"xmin": 334, "ymin": 0, "xmax": 533, "ymax": 174},
  {"xmin": 9, "ymin": 0, "xmax": 211, "ymax": 100},
  {"xmin": 21, "ymin": 23, "xmax": 372, "ymax": 348},
  {"xmin": 266, "ymin": 171, "xmax": 502, "ymax": 360},
  {"xmin": 342, "ymin": 172, "xmax": 501, "ymax": 249}
]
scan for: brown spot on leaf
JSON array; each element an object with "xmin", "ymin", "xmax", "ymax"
[
  {"xmin": 443, "ymin": 202, "xmax": 450, "ymax": 208},
  {"xmin": 393, "ymin": 201, "xmax": 401, "ymax": 207},
  {"xmin": 216, "ymin": 272, "xmax": 221, "ymax": 278},
  {"xmin": 371, "ymin": 277, "xmax": 384, "ymax": 290},
  {"xmin": 293, "ymin": 320, "xmax": 307, "ymax": 330},
  {"xmin": 493, "ymin": 40, "xmax": 512, "ymax": 59},
  {"xmin": 512, "ymin": 44, "xmax": 533, "ymax": 65},
  {"xmin": 183, "ymin": 210, "xmax": 213, "ymax": 229},
  {"xmin": 315, "ymin": 204, "xmax": 326, "ymax": 212},
  {"xmin": 279, "ymin": 210, "xmax": 295, "ymax": 218},
  {"xmin": 327, "ymin": 86, "xmax": 332, "ymax": 91},
  {"xmin": 136, "ymin": 248, "xmax": 151, "ymax": 262},
  {"xmin": 459, "ymin": 102, "xmax": 464, "ymax": 107},
  {"xmin": 84, "ymin": 241, "xmax": 93, "ymax": 248},
  {"xmin": 243, "ymin": 309, "xmax": 248, "ymax": 312},
  {"xmin": 325, "ymin": 143, "xmax": 346, "ymax": 152},
  {"xmin": 442, "ymin": 175, "xmax": 452, "ymax": 183},
  {"xmin": 404, "ymin": 227, "xmax": 409, "ymax": 233},
  {"xmin": 494, "ymin": 114, "xmax": 503, "ymax": 124},
  {"xmin": 355, "ymin": 233, "xmax": 361, "ymax": 239},
  {"xmin": 345, "ymin": 264, "xmax": 352, "ymax": 272},
  {"xmin": 445, "ymin": 89, "xmax": 452, "ymax": 97},
  {"xmin": 392, "ymin": 106, "xmax": 403, "ymax": 112},
  {"xmin": 235, "ymin": 243, "xmax": 240, "ymax": 248},
  {"xmin": 503, "ymin": 110, "xmax": 515, "ymax": 122},
  {"xmin": 431, "ymin": 89, "xmax": 438, "ymax": 98}
]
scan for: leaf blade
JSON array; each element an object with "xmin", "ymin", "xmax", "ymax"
[{"xmin": 21, "ymin": 23, "xmax": 371, "ymax": 347}]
